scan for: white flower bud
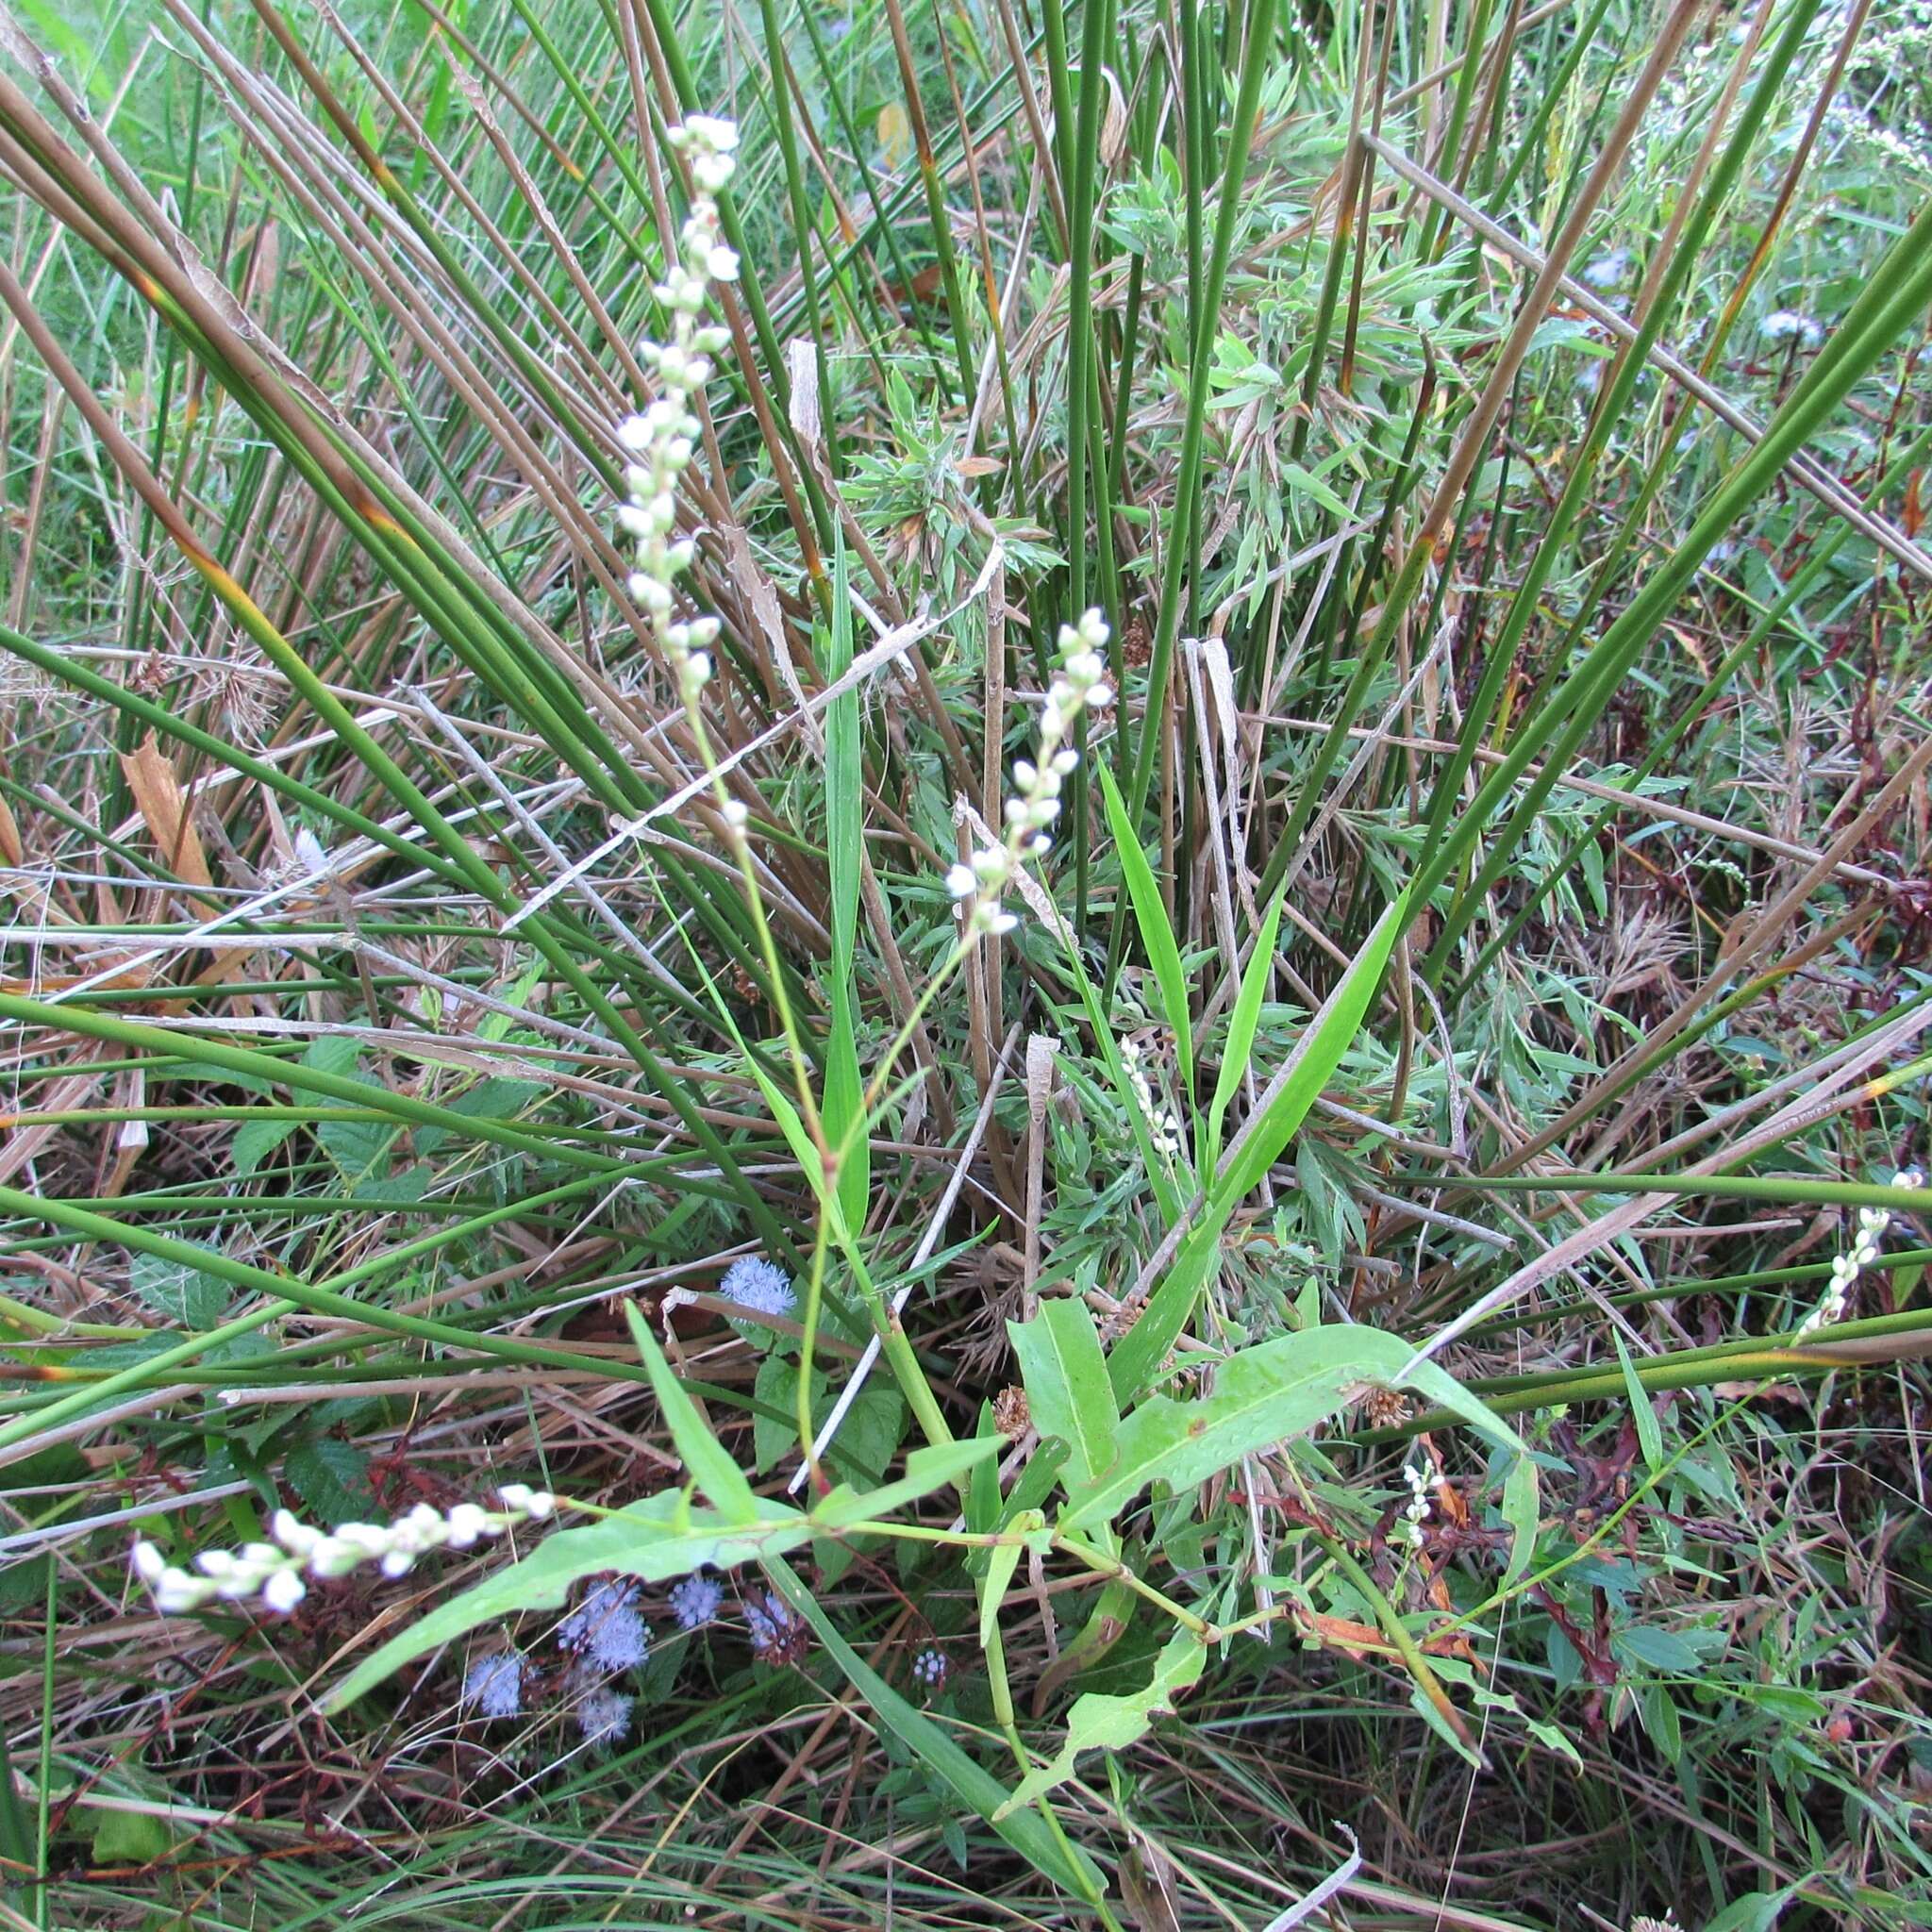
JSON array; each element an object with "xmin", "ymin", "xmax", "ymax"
[
  {"xmin": 946, "ymin": 863, "xmax": 976, "ymax": 899},
  {"xmin": 260, "ymin": 1569, "xmax": 307, "ymax": 1615},
  {"xmin": 445, "ymin": 1504, "xmax": 489, "ymax": 1549},
  {"xmin": 154, "ymin": 1574, "xmax": 205, "ymax": 1614},
  {"xmin": 685, "ymin": 114, "xmax": 740, "ymax": 152}
]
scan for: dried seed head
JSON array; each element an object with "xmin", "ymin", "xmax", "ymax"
[{"xmin": 993, "ymin": 1385, "xmax": 1031, "ymax": 1440}]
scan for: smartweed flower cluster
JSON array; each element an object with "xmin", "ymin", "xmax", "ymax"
[
  {"xmin": 1796, "ymin": 1167, "xmax": 1922, "ymax": 1338},
  {"xmin": 1399, "ymin": 1455, "xmax": 1432, "ymax": 1550},
  {"xmin": 1121, "ymin": 1034, "xmax": 1185, "ymax": 1165},
  {"xmin": 130, "ymin": 1485, "xmax": 555, "ymax": 1617},
  {"xmin": 615, "ymin": 115, "xmax": 739, "ymax": 708},
  {"xmin": 947, "ymin": 608, "xmax": 1113, "ymax": 935}
]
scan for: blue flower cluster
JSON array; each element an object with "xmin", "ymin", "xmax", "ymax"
[
  {"xmin": 462, "ymin": 1651, "xmax": 526, "ymax": 1719},
  {"xmin": 558, "ymin": 1578, "xmax": 650, "ymax": 1672},
  {"xmin": 745, "ymin": 1588, "xmax": 808, "ymax": 1665},
  {"xmin": 670, "ymin": 1570, "xmax": 724, "ymax": 1629},
  {"xmin": 720, "ymin": 1256, "xmax": 795, "ymax": 1317}
]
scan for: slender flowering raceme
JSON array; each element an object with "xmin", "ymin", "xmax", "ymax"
[
  {"xmin": 947, "ymin": 610, "xmax": 1114, "ymax": 936},
  {"xmin": 1400, "ymin": 1456, "xmax": 1431, "ymax": 1550},
  {"xmin": 129, "ymin": 1485, "xmax": 555, "ymax": 1617},
  {"xmin": 614, "ymin": 117, "xmax": 739, "ymax": 704},
  {"xmin": 1122, "ymin": 1034, "xmax": 1185, "ymax": 1164},
  {"xmin": 1796, "ymin": 1167, "xmax": 1922, "ymax": 1339}
]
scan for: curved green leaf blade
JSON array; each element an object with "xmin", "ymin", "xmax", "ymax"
[
  {"xmin": 993, "ymin": 1627, "xmax": 1206, "ymax": 1818},
  {"xmin": 1066, "ymin": 1324, "xmax": 1518, "ymax": 1533},
  {"xmin": 1008, "ymin": 1298, "xmax": 1118, "ymax": 1491}
]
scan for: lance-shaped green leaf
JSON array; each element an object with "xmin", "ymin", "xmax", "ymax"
[
  {"xmin": 1008, "ymin": 1298, "xmax": 1118, "ymax": 1491},
  {"xmin": 324, "ymin": 1489, "xmax": 809, "ymax": 1711},
  {"xmin": 1110, "ymin": 891, "xmax": 1412, "ymax": 1404},
  {"xmin": 1205, "ymin": 889, "xmax": 1284, "ymax": 1174},
  {"xmin": 1098, "ymin": 761, "xmax": 1194, "ymax": 1103},
  {"xmin": 760, "ymin": 1557, "xmax": 1107, "ymax": 1906},
  {"xmin": 822, "ymin": 539, "xmax": 871, "ymax": 1233},
  {"xmin": 993, "ymin": 1627, "xmax": 1207, "ymax": 1817},
  {"xmin": 625, "ymin": 1303, "xmax": 758, "ymax": 1523},
  {"xmin": 1500, "ymin": 1454, "xmax": 1541, "ymax": 1591},
  {"xmin": 1063, "ymin": 1325, "xmax": 1519, "ymax": 1533}
]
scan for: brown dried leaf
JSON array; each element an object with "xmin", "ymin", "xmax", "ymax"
[{"xmin": 118, "ymin": 732, "xmax": 214, "ymax": 893}]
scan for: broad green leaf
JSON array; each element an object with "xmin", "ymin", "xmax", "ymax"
[
  {"xmin": 753, "ymin": 1356, "xmax": 818, "ymax": 1474},
  {"xmin": 130, "ymin": 1248, "xmax": 226, "ymax": 1330},
  {"xmin": 624, "ymin": 1303, "xmax": 758, "ymax": 1523},
  {"xmin": 808, "ymin": 1437, "xmax": 1000, "ymax": 1529},
  {"xmin": 1066, "ymin": 1325, "xmax": 1517, "ymax": 1533},
  {"xmin": 283, "ymin": 1438, "xmax": 370, "ymax": 1527},
  {"xmin": 1206, "ymin": 889, "xmax": 1284, "ymax": 1171},
  {"xmin": 325, "ymin": 1488, "xmax": 810, "ymax": 1710},
  {"xmin": 993, "ymin": 1627, "xmax": 1206, "ymax": 1817},
  {"xmin": 1702, "ymin": 1890, "xmax": 1796, "ymax": 1932},
  {"xmin": 86, "ymin": 1803, "xmax": 174, "ymax": 1866},
  {"xmin": 1008, "ymin": 1299, "xmax": 1118, "ymax": 1491},
  {"xmin": 1500, "ymin": 1453, "xmax": 1540, "ymax": 1591},
  {"xmin": 836, "ymin": 1382, "xmax": 905, "ymax": 1485},
  {"xmin": 1110, "ymin": 890, "xmax": 1411, "ymax": 1402},
  {"xmin": 1098, "ymin": 760, "xmax": 1194, "ymax": 1104},
  {"xmin": 233, "ymin": 1114, "xmax": 298, "ymax": 1177},
  {"xmin": 760, "ymin": 1556, "xmax": 1106, "ymax": 1905}
]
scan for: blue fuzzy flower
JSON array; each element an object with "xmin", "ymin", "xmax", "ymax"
[
  {"xmin": 461, "ymin": 1651, "xmax": 525, "ymax": 1719},
  {"xmin": 575, "ymin": 1682, "xmax": 633, "ymax": 1747},
  {"xmin": 720, "ymin": 1256, "xmax": 795, "ymax": 1318},
  {"xmin": 558, "ymin": 1579, "xmax": 649, "ymax": 1671},
  {"xmin": 745, "ymin": 1588, "xmax": 808, "ymax": 1664},
  {"xmin": 670, "ymin": 1572, "xmax": 724, "ymax": 1629}
]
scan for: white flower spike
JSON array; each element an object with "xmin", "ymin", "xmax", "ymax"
[
  {"xmin": 953, "ymin": 608, "xmax": 1114, "ymax": 936},
  {"xmin": 129, "ymin": 1486, "xmax": 555, "ymax": 1619},
  {"xmin": 614, "ymin": 117, "xmax": 741, "ymax": 704}
]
